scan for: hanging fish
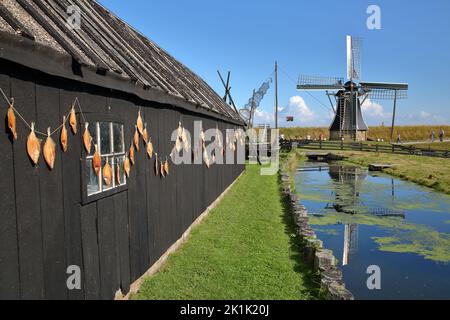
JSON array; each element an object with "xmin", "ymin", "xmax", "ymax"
[
  {"xmin": 116, "ymin": 162, "xmax": 121, "ymax": 185},
  {"xmin": 147, "ymin": 139, "xmax": 154, "ymax": 158},
  {"xmin": 164, "ymin": 158, "xmax": 169, "ymax": 176},
  {"xmin": 175, "ymin": 137, "xmax": 182, "ymax": 153},
  {"xmin": 60, "ymin": 116, "xmax": 68, "ymax": 152},
  {"xmin": 133, "ymin": 126, "xmax": 140, "ymax": 151},
  {"xmin": 137, "ymin": 110, "xmax": 144, "ymax": 136},
  {"xmin": 69, "ymin": 104, "xmax": 77, "ymax": 134},
  {"xmin": 129, "ymin": 145, "xmax": 135, "ymax": 165},
  {"xmin": 181, "ymin": 127, "xmax": 187, "ymax": 143},
  {"xmin": 124, "ymin": 153, "xmax": 131, "ymax": 178},
  {"xmin": 155, "ymin": 154, "xmax": 159, "ymax": 176},
  {"xmin": 92, "ymin": 144, "xmax": 101, "ymax": 176},
  {"xmin": 7, "ymin": 104, "xmax": 17, "ymax": 140},
  {"xmin": 83, "ymin": 123, "xmax": 92, "ymax": 153},
  {"xmin": 142, "ymin": 123, "xmax": 149, "ymax": 144},
  {"xmin": 184, "ymin": 139, "xmax": 190, "ymax": 153},
  {"xmin": 43, "ymin": 127, "xmax": 56, "ymax": 170},
  {"xmin": 177, "ymin": 121, "xmax": 183, "ymax": 139},
  {"xmin": 103, "ymin": 158, "xmax": 112, "ymax": 187},
  {"xmin": 160, "ymin": 159, "xmax": 165, "ymax": 177},
  {"xmin": 203, "ymin": 147, "xmax": 210, "ymax": 168},
  {"xmin": 200, "ymin": 130, "xmax": 205, "ymax": 143},
  {"xmin": 27, "ymin": 123, "xmax": 41, "ymax": 165}
]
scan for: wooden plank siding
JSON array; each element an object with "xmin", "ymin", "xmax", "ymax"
[{"xmin": 0, "ymin": 59, "xmax": 244, "ymax": 300}]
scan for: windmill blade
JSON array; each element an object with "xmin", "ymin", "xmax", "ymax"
[
  {"xmin": 297, "ymin": 75, "xmax": 344, "ymax": 91},
  {"xmin": 360, "ymin": 82, "xmax": 408, "ymax": 90},
  {"xmin": 364, "ymin": 89, "xmax": 408, "ymax": 100},
  {"xmin": 347, "ymin": 36, "xmax": 362, "ymax": 81},
  {"xmin": 347, "ymin": 35, "xmax": 353, "ymax": 81},
  {"xmin": 360, "ymin": 82, "xmax": 408, "ymax": 100}
]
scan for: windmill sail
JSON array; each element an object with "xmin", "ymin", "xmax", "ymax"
[
  {"xmin": 347, "ymin": 36, "xmax": 362, "ymax": 81},
  {"xmin": 297, "ymin": 75, "xmax": 344, "ymax": 91},
  {"xmin": 360, "ymin": 82, "xmax": 408, "ymax": 100}
]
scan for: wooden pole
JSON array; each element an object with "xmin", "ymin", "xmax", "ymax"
[
  {"xmin": 390, "ymin": 90, "xmax": 398, "ymax": 142},
  {"xmin": 275, "ymin": 61, "xmax": 279, "ymax": 129}
]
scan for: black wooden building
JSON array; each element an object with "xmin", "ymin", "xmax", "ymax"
[{"xmin": 0, "ymin": 0, "xmax": 244, "ymax": 300}]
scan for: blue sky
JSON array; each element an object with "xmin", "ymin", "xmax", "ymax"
[{"xmin": 99, "ymin": 0, "xmax": 450, "ymax": 127}]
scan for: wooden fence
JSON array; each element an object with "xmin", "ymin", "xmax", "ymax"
[{"xmin": 280, "ymin": 140, "xmax": 450, "ymax": 158}]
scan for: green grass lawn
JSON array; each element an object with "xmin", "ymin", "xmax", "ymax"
[{"xmin": 132, "ymin": 164, "xmax": 320, "ymax": 300}]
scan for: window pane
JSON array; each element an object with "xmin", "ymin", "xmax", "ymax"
[
  {"xmin": 88, "ymin": 122, "xmax": 98, "ymax": 157},
  {"xmin": 86, "ymin": 159, "xmax": 100, "ymax": 196},
  {"xmin": 113, "ymin": 123, "xmax": 124, "ymax": 154},
  {"xmin": 100, "ymin": 122, "xmax": 112, "ymax": 155}
]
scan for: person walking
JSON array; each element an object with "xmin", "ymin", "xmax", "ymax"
[
  {"xmin": 439, "ymin": 129, "xmax": 445, "ymax": 142},
  {"xmin": 431, "ymin": 130, "xmax": 436, "ymax": 142},
  {"xmin": 397, "ymin": 133, "xmax": 402, "ymax": 144}
]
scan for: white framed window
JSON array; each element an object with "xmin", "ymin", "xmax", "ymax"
[{"xmin": 85, "ymin": 122, "xmax": 126, "ymax": 197}]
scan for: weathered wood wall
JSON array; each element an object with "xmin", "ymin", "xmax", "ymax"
[{"xmin": 0, "ymin": 59, "xmax": 244, "ymax": 300}]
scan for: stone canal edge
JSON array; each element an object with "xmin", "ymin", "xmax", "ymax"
[{"xmin": 280, "ymin": 169, "xmax": 354, "ymax": 301}]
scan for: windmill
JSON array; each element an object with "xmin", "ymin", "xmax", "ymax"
[{"xmin": 297, "ymin": 36, "xmax": 408, "ymax": 141}]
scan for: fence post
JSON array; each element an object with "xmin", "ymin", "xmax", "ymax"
[
  {"xmin": 376, "ymin": 144, "xmax": 379, "ymax": 153},
  {"xmin": 392, "ymin": 145, "xmax": 395, "ymax": 153},
  {"xmin": 341, "ymin": 140, "xmax": 344, "ymax": 150},
  {"xmin": 360, "ymin": 142, "xmax": 363, "ymax": 151},
  {"xmin": 320, "ymin": 139, "xmax": 322, "ymax": 150}
]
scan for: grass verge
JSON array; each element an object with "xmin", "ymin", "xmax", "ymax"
[{"xmin": 132, "ymin": 163, "xmax": 320, "ymax": 300}]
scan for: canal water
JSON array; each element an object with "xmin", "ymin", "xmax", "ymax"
[{"xmin": 295, "ymin": 162, "xmax": 450, "ymax": 300}]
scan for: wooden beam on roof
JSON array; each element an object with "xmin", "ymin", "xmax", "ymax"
[{"xmin": 0, "ymin": 2, "xmax": 35, "ymax": 40}]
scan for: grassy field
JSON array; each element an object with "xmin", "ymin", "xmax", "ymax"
[
  {"xmin": 307, "ymin": 149, "xmax": 450, "ymax": 195},
  {"xmin": 132, "ymin": 163, "xmax": 319, "ymax": 300},
  {"xmin": 281, "ymin": 125, "xmax": 450, "ymax": 143}
]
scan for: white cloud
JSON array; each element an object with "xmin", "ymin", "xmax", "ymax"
[
  {"xmin": 280, "ymin": 96, "xmax": 315, "ymax": 123},
  {"xmin": 253, "ymin": 109, "xmax": 274, "ymax": 124}
]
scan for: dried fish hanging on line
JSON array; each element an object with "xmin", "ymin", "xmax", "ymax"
[
  {"xmin": 203, "ymin": 142, "xmax": 210, "ymax": 168},
  {"xmin": 60, "ymin": 116, "xmax": 68, "ymax": 153},
  {"xmin": 69, "ymin": 104, "xmax": 77, "ymax": 134},
  {"xmin": 175, "ymin": 122, "xmax": 183, "ymax": 153},
  {"xmin": 83, "ymin": 123, "xmax": 92, "ymax": 153},
  {"xmin": 129, "ymin": 145, "xmax": 135, "ymax": 165},
  {"xmin": 43, "ymin": 127, "xmax": 56, "ymax": 170},
  {"xmin": 124, "ymin": 153, "xmax": 131, "ymax": 178},
  {"xmin": 155, "ymin": 154, "xmax": 159, "ymax": 176},
  {"xmin": 147, "ymin": 138, "xmax": 154, "ymax": 158},
  {"xmin": 103, "ymin": 157, "xmax": 112, "ymax": 187},
  {"xmin": 182, "ymin": 128, "xmax": 189, "ymax": 152},
  {"xmin": 116, "ymin": 162, "xmax": 121, "ymax": 185},
  {"xmin": 92, "ymin": 144, "xmax": 101, "ymax": 176},
  {"xmin": 142, "ymin": 123, "xmax": 149, "ymax": 144},
  {"xmin": 133, "ymin": 126, "xmax": 140, "ymax": 151},
  {"xmin": 160, "ymin": 158, "xmax": 165, "ymax": 177},
  {"xmin": 7, "ymin": 103, "xmax": 17, "ymax": 140},
  {"xmin": 27, "ymin": 122, "xmax": 41, "ymax": 165},
  {"xmin": 164, "ymin": 158, "xmax": 169, "ymax": 176},
  {"xmin": 137, "ymin": 111, "xmax": 144, "ymax": 136}
]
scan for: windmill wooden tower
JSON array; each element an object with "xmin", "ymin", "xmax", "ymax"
[{"xmin": 297, "ymin": 36, "xmax": 409, "ymax": 141}]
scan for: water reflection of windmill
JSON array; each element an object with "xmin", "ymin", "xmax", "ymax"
[{"xmin": 328, "ymin": 165, "xmax": 368, "ymax": 266}]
